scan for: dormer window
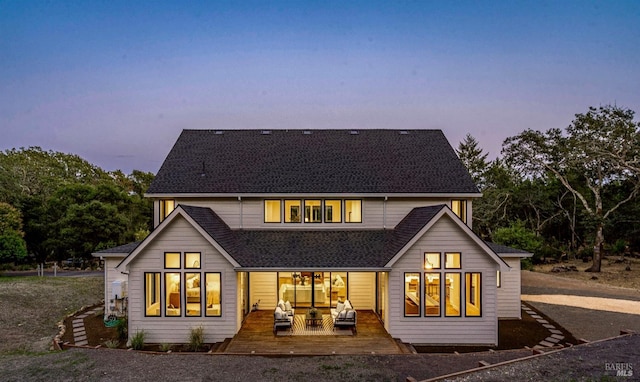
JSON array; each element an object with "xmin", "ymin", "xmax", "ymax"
[{"xmin": 264, "ymin": 199, "xmax": 361, "ymax": 224}]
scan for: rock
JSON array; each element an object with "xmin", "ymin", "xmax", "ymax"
[
  {"xmin": 625, "ymin": 265, "xmax": 631, "ymax": 271},
  {"xmin": 590, "ymin": 276, "xmax": 598, "ymax": 280}
]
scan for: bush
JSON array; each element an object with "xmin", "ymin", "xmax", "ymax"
[
  {"xmin": 130, "ymin": 330, "xmax": 145, "ymax": 350},
  {"xmin": 116, "ymin": 317, "xmax": 128, "ymax": 340},
  {"xmin": 160, "ymin": 343, "xmax": 172, "ymax": 352},
  {"xmin": 104, "ymin": 339, "xmax": 119, "ymax": 349},
  {"xmin": 188, "ymin": 326, "xmax": 205, "ymax": 351}
]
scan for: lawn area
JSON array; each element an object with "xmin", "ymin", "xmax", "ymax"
[{"xmin": 0, "ymin": 275, "xmax": 103, "ymax": 353}]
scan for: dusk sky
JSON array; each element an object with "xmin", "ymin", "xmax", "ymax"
[{"xmin": 1, "ymin": 1, "xmax": 639, "ymax": 174}]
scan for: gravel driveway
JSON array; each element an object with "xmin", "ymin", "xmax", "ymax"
[{"xmin": 521, "ymin": 270, "xmax": 640, "ymax": 341}]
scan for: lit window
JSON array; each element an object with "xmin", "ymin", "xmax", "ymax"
[
  {"xmin": 264, "ymin": 200, "xmax": 281, "ymax": 223},
  {"xmin": 445, "ymin": 273, "xmax": 461, "ymax": 316},
  {"xmin": 166, "ymin": 273, "xmax": 181, "ymax": 316},
  {"xmin": 445, "ymin": 252, "xmax": 461, "ymax": 269},
  {"xmin": 424, "ymin": 252, "xmax": 441, "ymax": 269},
  {"xmin": 185, "ymin": 252, "xmax": 201, "ymax": 269},
  {"xmin": 185, "ymin": 273, "xmax": 201, "ymax": 316},
  {"xmin": 284, "ymin": 200, "xmax": 301, "ymax": 223},
  {"xmin": 451, "ymin": 200, "xmax": 467, "ymax": 223},
  {"xmin": 466, "ymin": 273, "xmax": 481, "ymax": 316},
  {"xmin": 496, "ymin": 270, "xmax": 501, "ymax": 288},
  {"xmin": 424, "ymin": 273, "xmax": 440, "ymax": 316},
  {"xmin": 164, "ymin": 252, "xmax": 180, "ymax": 269},
  {"xmin": 404, "ymin": 273, "xmax": 420, "ymax": 317},
  {"xmin": 144, "ymin": 273, "xmax": 161, "ymax": 317},
  {"xmin": 345, "ymin": 200, "xmax": 362, "ymax": 223},
  {"xmin": 160, "ymin": 199, "xmax": 175, "ymax": 222},
  {"xmin": 304, "ymin": 200, "xmax": 322, "ymax": 223},
  {"xmin": 324, "ymin": 200, "xmax": 342, "ymax": 223},
  {"xmin": 205, "ymin": 273, "xmax": 221, "ymax": 317}
]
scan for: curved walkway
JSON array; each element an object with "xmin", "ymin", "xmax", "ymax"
[{"xmin": 521, "ymin": 271, "xmax": 640, "ymax": 341}]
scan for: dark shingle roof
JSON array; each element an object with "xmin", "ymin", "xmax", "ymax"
[
  {"xmin": 93, "ymin": 241, "xmax": 141, "ymax": 255},
  {"xmin": 148, "ymin": 129, "xmax": 479, "ymax": 194},
  {"xmin": 485, "ymin": 242, "xmax": 532, "ymax": 256},
  {"xmin": 179, "ymin": 205, "xmax": 445, "ymax": 268}
]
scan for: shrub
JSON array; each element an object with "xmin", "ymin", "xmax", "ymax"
[
  {"xmin": 188, "ymin": 326, "xmax": 205, "ymax": 351},
  {"xmin": 130, "ymin": 330, "xmax": 145, "ymax": 350},
  {"xmin": 116, "ymin": 317, "xmax": 128, "ymax": 340},
  {"xmin": 104, "ymin": 339, "xmax": 119, "ymax": 349},
  {"xmin": 160, "ymin": 343, "xmax": 172, "ymax": 352}
]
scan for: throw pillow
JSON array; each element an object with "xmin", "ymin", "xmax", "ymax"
[
  {"xmin": 285, "ymin": 301, "xmax": 292, "ymax": 312},
  {"xmin": 344, "ymin": 300, "xmax": 352, "ymax": 310},
  {"xmin": 336, "ymin": 302, "xmax": 345, "ymax": 313}
]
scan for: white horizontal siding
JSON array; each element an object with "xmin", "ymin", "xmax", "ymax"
[
  {"xmin": 127, "ymin": 215, "xmax": 238, "ymax": 343},
  {"xmin": 497, "ymin": 257, "xmax": 522, "ymax": 319},
  {"xmin": 347, "ymin": 272, "xmax": 375, "ymax": 310},
  {"xmin": 388, "ymin": 214, "xmax": 498, "ymax": 345},
  {"xmin": 249, "ymin": 272, "xmax": 278, "ymax": 310}
]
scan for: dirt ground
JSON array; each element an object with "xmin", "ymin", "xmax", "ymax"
[{"xmin": 533, "ymin": 256, "xmax": 640, "ymax": 290}]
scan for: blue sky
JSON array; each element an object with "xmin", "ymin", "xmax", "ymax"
[{"xmin": 1, "ymin": 1, "xmax": 639, "ymax": 173}]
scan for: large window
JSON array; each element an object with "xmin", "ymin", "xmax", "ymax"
[
  {"xmin": 155, "ymin": 251, "xmax": 221, "ymax": 318},
  {"xmin": 445, "ymin": 252, "xmax": 461, "ymax": 269},
  {"xmin": 451, "ymin": 200, "xmax": 467, "ymax": 223},
  {"xmin": 160, "ymin": 199, "xmax": 175, "ymax": 222},
  {"xmin": 185, "ymin": 273, "xmax": 201, "ymax": 316},
  {"xmin": 345, "ymin": 200, "xmax": 362, "ymax": 223},
  {"xmin": 424, "ymin": 273, "xmax": 440, "ymax": 316},
  {"xmin": 424, "ymin": 252, "xmax": 441, "ymax": 270},
  {"xmin": 445, "ymin": 273, "xmax": 461, "ymax": 317},
  {"xmin": 404, "ymin": 273, "xmax": 420, "ymax": 317},
  {"xmin": 205, "ymin": 273, "xmax": 222, "ymax": 316},
  {"xmin": 145, "ymin": 273, "xmax": 161, "ymax": 317},
  {"xmin": 466, "ymin": 273, "xmax": 481, "ymax": 317},
  {"xmin": 264, "ymin": 200, "xmax": 281, "ymax": 223},
  {"xmin": 166, "ymin": 272, "xmax": 181, "ymax": 316}
]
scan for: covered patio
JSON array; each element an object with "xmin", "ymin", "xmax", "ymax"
[{"xmin": 220, "ymin": 310, "xmax": 412, "ymax": 354}]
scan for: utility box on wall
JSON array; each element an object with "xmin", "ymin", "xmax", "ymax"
[{"xmin": 112, "ymin": 280, "xmax": 127, "ymax": 300}]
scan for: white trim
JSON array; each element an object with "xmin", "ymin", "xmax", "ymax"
[
  {"xmin": 384, "ymin": 207, "xmax": 510, "ymax": 270},
  {"xmin": 116, "ymin": 206, "xmax": 240, "ymax": 272}
]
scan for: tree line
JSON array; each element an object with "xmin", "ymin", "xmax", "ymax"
[
  {"xmin": 0, "ymin": 147, "xmax": 154, "ymax": 267},
  {"xmin": 460, "ymin": 105, "xmax": 640, "ymax": 272}
]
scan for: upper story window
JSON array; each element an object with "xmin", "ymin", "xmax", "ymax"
[
  {"xmin": 445, "ymin": 252, "xmax": 461, "ymax": 269},
  {"xmin": 345, "ymin": 200, "xmax": 362, "ymax": 223},
  {"xmin": 264, "ymin": 200, "xmax": 281, "ymax": 223},
  {"xmin": 265, "ymin": 199, "xmax": 361, "ymax": 224},
  {"xmin": 160, "ymin": 199, "xmax": 175, "ymax": 222},
  {"xmin": 304, "ymin": 200, "xmax": 322, "ymax": 223},
  {"xmin": 424, "ymin": 252, "xmax": 441, "ymax": 270},
  {"xmin": 451, "ymin": 200, "xmax": 467, "ymax": 223}
]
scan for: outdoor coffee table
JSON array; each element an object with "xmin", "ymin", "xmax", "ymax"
[{"xmin": 305, "ymin": 312, "xmax": 323, "ymax": 327}]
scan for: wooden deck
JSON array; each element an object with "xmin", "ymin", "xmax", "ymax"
[{"xmin": 221, "ymin": 309, "xmax": 409, "ymax": 354}]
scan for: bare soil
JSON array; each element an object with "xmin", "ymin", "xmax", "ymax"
[{"xmin": 534, "ymin": 256, "xmax": 640, "ymax": 290}]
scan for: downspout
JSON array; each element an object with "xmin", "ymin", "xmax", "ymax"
[
  {"xmin": 238, "ymin": 196, "xmax": 243, "ymax": 229},
  {"xmin": 383, "ymin": 196, "xmax": 388, "ymax": 229}
]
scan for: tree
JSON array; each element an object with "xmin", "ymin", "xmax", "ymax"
[
  {"xmin": 456, "ymin": 133, "xmax": 489, "ymax": 189},
  {"xmin": 503, "ymin": 105, "xmax": 640, "ymax": 272},
  {"xmin": 0, "ymin": 202, "xmax": 28, "ymax": 263}
]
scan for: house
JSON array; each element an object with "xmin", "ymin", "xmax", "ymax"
[{"xmin": 93, "ymin": 129, "xmax": 531, "ymax": 346}]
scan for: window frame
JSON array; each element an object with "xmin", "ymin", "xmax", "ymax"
[
  {"xmin": 185, "ymin": 252, "xmax": 201, "ymax": 269},
  {"xmin": 185, "ymin": 272, "xmax": 202, "ymax": 317},
  {"xmin": 144, "ymin": 272, "xmax": 161, "ymax": 317},
  {"xmin": 204, "ymin": 272, "xmax": 222, "ymax": 317},
  {"xmin": 451, "ymin": 200, "xmax": 467, "ymax": 223},
  {"xmin": 284, "ymin": 200, "xmax": 302, "ymax": 223},
  {"xmin": 304, "ymin": 199, "xmax": 322, "ymax": 223},
  {"xmin": 165, "ymin": 272, "xmax": 182, "ymax": 317},
  {"xmin": 345, "ymin": 199, "xmax": 362, "ymax": 223},
  {"xmin": 164, "ymin": 252, "xmax": 181, "ymax": 269},
  {"xmin": 159, "ymin": 199, "xmax": 175, "ymax": 222},
  {"xmin": 264, "ymin": 199, "xmax": 282, "ymax": 223},
  {"xmin": 465, "ymin": 272, "xmax": 482, "ymax": 317},
  {"xmin": 424, "ymin": 252, "xmax": 441, "ymax": 270},
  {"xmin": 404, "ymin": 272, "xmax": 421, "ymax": 317},
  {"xmin": 324, "ymin": 200, "xmax": 342, "ymax": 223},
  {"xmin": 444, "ymin": 272, "xmax": 461, "ymax": 317},
  {"xmin": 445, "ymin": 252, "xmax": 461, "ymax": 269},
  {"xmin": 424, "ymin": 272, "xmax": 441, "ymax": 317}
]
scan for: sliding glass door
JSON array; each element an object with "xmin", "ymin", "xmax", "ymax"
[{"xmin": 277, "ymin": 271, "xmax": 347, "ymax": 308}]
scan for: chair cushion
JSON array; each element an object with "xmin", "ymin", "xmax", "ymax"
[
  {"xmin": 336, "ymin": 301, "xmax": 345, "ymax": 313},
  {"xmin": 346, "ymin": 310, "xmax": 356, "ymax": 319},
  {"xmin": 284, "ymin": 301, "xmax": 292, "ymax": 312},
  {"xmin": 337, "ymin": 309, "xmax": 347, "ymax": 319}
]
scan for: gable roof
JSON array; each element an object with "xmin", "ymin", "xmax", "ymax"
[
  {"xmin": 485, "ymin": 242, "xmax": 533, "ymax": 258},
  {"xmin": 92, "ymin": 241, "xmax": 141, "ymax": 258},
  {"xmin": 147, "ymin": 129, "xmax": 480, "ymax": 195},
  {"xmin": 116, "ymin": 204, "xmax": 507, "ymax": 271}
]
